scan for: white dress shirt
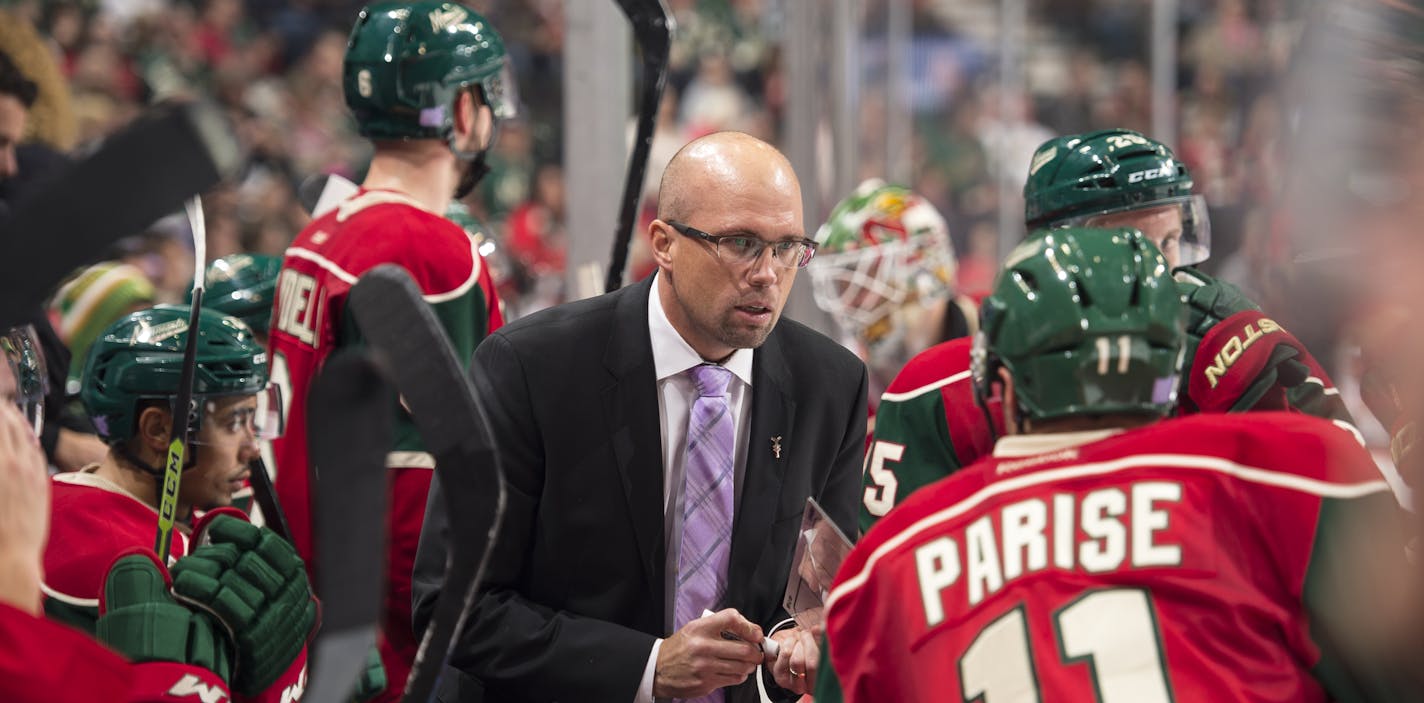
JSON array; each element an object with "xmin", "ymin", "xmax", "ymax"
[{"xmin": 637, "ymin": 273, "xmax": 755, "ymax": 703}]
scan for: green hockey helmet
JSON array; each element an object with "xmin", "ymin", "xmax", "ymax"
[
  {"xmin": 1023, "ymin": 129, "xmax": 1210, "ymax": 266},
  {"xmin": 188, "ymin": 254, "xmax": 282, "ymax": 334},
  {"xmin": 808, "ymin": 179, "xmax": 956, "ymax": 346},
  {"xmin": 344, "ymin": 1, "xmax": 518, "ymax": 145},
  {"xmin": 81, "ymin": 305, "xmax": 281, "ymax": 446},
  {"xmin": 972, "ymin": 226, "xmax": 1186, "ymax": 426}
]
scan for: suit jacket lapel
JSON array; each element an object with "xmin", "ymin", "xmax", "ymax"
[
  {"xmin": 601, "ymin": 277, "xmax": 665, "ymax": 605},
  {"xmin": 726, "ymin": 325, "xmax": 795, "ymax": 611}
]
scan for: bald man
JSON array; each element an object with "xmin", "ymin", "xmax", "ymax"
[{"xmin": 413, "ymin": 132, "xmax": 868, "ymax": 703}]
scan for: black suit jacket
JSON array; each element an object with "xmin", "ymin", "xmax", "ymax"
[{"xmin": 413, "ymin": 275, "xmax": 868, "ymax": 703}]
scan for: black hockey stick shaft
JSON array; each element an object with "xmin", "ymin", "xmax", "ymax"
[
  {"xmin": 0, "ymin": 100, "xmax": 241, "ymax": 328},
  {"xmin": 246, "ymin": 457, "xmax": 292, "ymax": 543},
  {"xmin": 604, "ymin": 0, "xmax": 673, "ymax": 293},
  {"xmin": 303, "ymin": 351, "xmax": 393, "ymax": 703},
  {"xmin": 347, "ymin": 265, "xmax": 506, "ymax": 703}
]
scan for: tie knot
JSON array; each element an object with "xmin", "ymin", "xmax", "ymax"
[{"xmin": 689, "ymin": 364, "xmax": 733, "ymax": 398}]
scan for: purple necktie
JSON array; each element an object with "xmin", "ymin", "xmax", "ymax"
[{"xmin": 674, "ymin": 364, "xmax": 735, "ymax": 703}]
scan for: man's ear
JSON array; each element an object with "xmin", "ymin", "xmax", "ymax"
[
  {"xmin": 650, "ymin": 219, "xmax": 676, "ymax": 270},
  {"xmin": 453, "ymin": 89, "xmax": 493, "ymax": 152},
  {"xmin": 135, "ymin": 405, "xmax": 172, "ymax": 453},
  {"xmin": 997, "ymin": 366, "xmax": 1020, "ymax": 436}
]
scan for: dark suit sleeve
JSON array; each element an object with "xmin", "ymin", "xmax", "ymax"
[{"xmin": 412, "ymin": 331, "xmax": 658, "ymax": 702}]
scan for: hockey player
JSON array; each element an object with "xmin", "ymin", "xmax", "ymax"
[
  {"xmin": 807, "ymin": 180, "xmax": 975, "ymax": 404},
  {"xmin": 267, "ymin": 2, "xmax": 511, "ymax": 698},
  {"xmin": 860, "ymin": 129, "xmax": 1348, "ymax": 532},
  {"xmin": 816, "ymin": 227, "xmax": 1414, "ymax": 702},
  {"xmin": 39, "ymin": 305, "xmax": 313, "ymax": 702}
]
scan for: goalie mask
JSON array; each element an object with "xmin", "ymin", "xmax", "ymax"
[
  {"xmin": 81, "ymin": 305, "xmax": 282, "ymax": 456},
  {"xmin": 972, "ymin": 227, "xmax": 1186, "ymax": 429},
  {"xmin": 1023, "ymin": 129, "xmax": 1210, "ymax": 267},
  {"xmin": 809, "ymin": 180, "xmax": 957, "ymax": 349}
]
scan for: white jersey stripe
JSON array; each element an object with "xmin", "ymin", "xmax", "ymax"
[
  {"xmin": 826, "ymin": 452, "xmax": 1390, "ymax": 612},
  {"xmin": 285, "ymin": 247, "xmax": 358, "ymax": 284},
  {"xmin": 285, "ymin": 235, "xmax": 483, "ymax": 305},
  {"xmin": 880, "ymin": 370, "xmax": 972, "ymax": 403},
  {"xmin": 40, "ymin": 582, "xmax": 99, "ymax": 608},
  {"xmin": 386, "ymin": 451, "xmax": 436, "ymax": 469},
  {"xmin": 1304, "ymin": 376, "xmax": 1341, "ymax": 397}
]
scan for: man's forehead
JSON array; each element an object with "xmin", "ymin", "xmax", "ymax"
[
  {"xmin": 1095, "ymin": 203, "xmax": 1181, "ymax": 225},
  {"xmin": 208, "ymin": 394, "xmax": 257, "ymax": 411}
]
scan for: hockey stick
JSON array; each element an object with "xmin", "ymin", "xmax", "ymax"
[
  {"xmin": 153, "ymin": 196, "xmax": 207, "ymax": 561},
  {"xmin": 302, "ymin": 350, "xmax": 394, "ymax": 703},
  {"xmin": 246, "ymin": 457, "xmax": 292, "ymax": 542},
  {"xmin": 0, "ymin": 100, "xmax": 241, "ymax": 328},
  {"xmin": 346, "ymin": 265, "xmax": 506, "ymax": 703},
  {"xmin": 604, "ymin": 0, "xmax": 673, "ymax": 293}
]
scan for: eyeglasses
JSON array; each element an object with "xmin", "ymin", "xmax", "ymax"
[{"xmin": 667, "ymin": 221, "xmax": 818, "ymax": 269}]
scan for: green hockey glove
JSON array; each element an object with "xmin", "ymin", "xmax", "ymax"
[{"xmin": 171, "ymin": 512, "xmax": 316, "ymax": 697}]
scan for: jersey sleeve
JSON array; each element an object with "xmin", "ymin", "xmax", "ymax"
[
  {"xmin": 860, "ymin": 339, "xmax": 991, "ymax": 534},
  {"xmin": 1245, "ymin": 417, "xmax": 1416, "ymax": 701},
  {"xmin": 350, "ymin": 215, "xmax": 506, "ymax": 458}
]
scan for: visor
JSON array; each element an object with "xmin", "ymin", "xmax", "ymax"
[
  {"xmin": 482, "ymin": 60, "xmax": 519, "ymax": 121},
  {"xmin": 0, "ymin": 325, "xmax": 47, "ymax": 437},
  {"xmin": 190, "ymin": 384, "xmax": 283, "ymax": 448},
  {"xmin": 1065, "ymin": 194, "xmax": 1212, "ymax": 267}
]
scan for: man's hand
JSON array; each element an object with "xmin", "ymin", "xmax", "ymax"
[
  {"xmin": 0, "ymin": 403, "xmax": 48, "ymax": 614},
  {"xmin": 768, "ymin": 627, "xmax": 820, "ymax": 695},
  {"xmin": 653, "ymin": 608, "xmax": 764, "ymax": 698}
]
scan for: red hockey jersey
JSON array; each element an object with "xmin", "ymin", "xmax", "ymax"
[
  {"xmin": 823, "ymin": 413, "xmax": 1410, "ymax": 702},
  {"xmin": 43, "ymin": 471, "xmax": 189, "ymax": 624},
  {"xmin": 268, "ymin": 187, "xmax": 503, "ymax": 700}
]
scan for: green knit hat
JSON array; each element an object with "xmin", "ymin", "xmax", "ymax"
[{"xmin": 52, "ymin": 262, "xmax": 156, "ymax": 386}]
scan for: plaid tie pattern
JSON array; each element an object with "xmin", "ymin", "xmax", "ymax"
[{"xmin": 674, "ymin": 364, "xmax": 735, "ymax": 703}]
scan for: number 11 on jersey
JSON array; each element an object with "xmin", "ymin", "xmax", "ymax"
[{"xmin": 960, "ymin": 588, "xmax": 1173, "ymax": 702}]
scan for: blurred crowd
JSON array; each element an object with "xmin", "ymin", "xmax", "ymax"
[{"xmin": 0, "ymin": 0, "xmax": 1319, "ymax": 338}]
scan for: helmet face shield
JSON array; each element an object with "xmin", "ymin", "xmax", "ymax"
[
  {"xmin": 190, "ymin": 384, "xmax": 283, "ymax": 449},
  {"xmin": 0, "ymin": 325, "xmax": 47, "ymax": 437},
  {"xmin": 1065, "ymin": 194, "xmax": 1211, "ymax": 268},
  {"xmin": 481, "ymin": 60, "xmax": 519, "ymax": 121}
]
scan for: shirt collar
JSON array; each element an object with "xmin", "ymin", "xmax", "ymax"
[
  {"xmin": 648, "ymin": 272, "xmax": 755, "ymax": 386},
  {"xmin": 991, "ymin": 429, "xmax": 1123, "ymax": 458}
]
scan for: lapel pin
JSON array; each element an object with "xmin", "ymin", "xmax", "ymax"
[{"xmin": 771, "ymin": 436, "xmax": 783, "ymax": 459}]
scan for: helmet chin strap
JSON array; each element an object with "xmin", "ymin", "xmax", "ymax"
[
  {"xmin": 450, "ymin": 91, "xmax": 501, "ymax": 200},
  {"xmin": 117, "ymin": 441, "xmax": 197, "ymax": 479},
  {"xmin": 453, "ymin": 148, "xmax": 491, "ymax": 200}
]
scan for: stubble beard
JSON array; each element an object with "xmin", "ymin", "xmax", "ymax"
[{"xmin": 714, "ymin": 309, "xmax": 778, "ymax": 351}]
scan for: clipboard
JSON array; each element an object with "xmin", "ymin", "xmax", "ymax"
[{"xmin": 781, "ymin": 497, "xmax": 854, "ymax": 632}]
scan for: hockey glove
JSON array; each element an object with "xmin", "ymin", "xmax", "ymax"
[
  {"xmin": 97, "ymin": 550, "xmax": 235, "ymax": 703},
  {"xmin": 1175, "ymin": 267, "xmax": 1346, "ymax": 418},
  {"xmin": 171, "ymin": 510, "xmax": 317, "ymax": 697}
]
